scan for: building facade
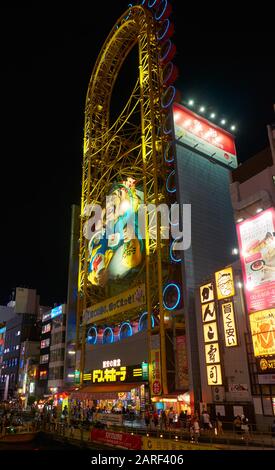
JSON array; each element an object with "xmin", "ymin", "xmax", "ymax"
[{"xmin": 230, "ymin": 114, "xmax": 275, "ymax": 429}]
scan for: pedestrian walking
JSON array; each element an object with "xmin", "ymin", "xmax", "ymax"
[
  {"xmin": 216, "ymin": 412, "xmax": 224, "ymax": 435},
  {"xmin": 190, "ymin": 417, "xmax": 200, "ymax": 444},
  {"xmin": 160, "ymin": 409, "xmax": 167, "ymax": 431},
  {"xmin": 168, "ymin": 407, "xmax": 174, "ymax": 429}
]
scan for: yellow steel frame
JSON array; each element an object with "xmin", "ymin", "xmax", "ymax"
[{"xmin": 76, "ymin": 6, "xmax": 170, "ymax": 394}]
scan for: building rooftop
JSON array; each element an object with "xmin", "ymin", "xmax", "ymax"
[{"xmin": 232, "ymin": 146, "xmax": 273, "ymax": 184}]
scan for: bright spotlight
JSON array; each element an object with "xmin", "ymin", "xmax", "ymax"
[
  {"xmin": 199, "ymin": 106, "xmax": 205, "ymax": 112},
  {"xmin": 188, "ymin": 100, "xmax": 194, "ymax": 106}
]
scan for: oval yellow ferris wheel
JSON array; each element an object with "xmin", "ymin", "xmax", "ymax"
[{"xmin": 77, "ymin": 1, "xmax": 181, "ymax": 394}]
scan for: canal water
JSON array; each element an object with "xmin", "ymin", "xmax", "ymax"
[{"xmin": 0, "ymin": 434, "xmax": 82, "ymax": 450}]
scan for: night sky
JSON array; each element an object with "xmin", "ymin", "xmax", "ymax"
[{"xmin": 1, "ymin": 3, "xmax": 274, "ymax": 307}]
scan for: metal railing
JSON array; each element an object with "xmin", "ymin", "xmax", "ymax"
[{"xmin": 32, "ymin": 418, "xmax": 275, "ymax": 450}]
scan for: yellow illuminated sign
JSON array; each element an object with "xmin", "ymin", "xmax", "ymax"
[
  {"xmin": 205, "ymin": 342, "xmax": 220, "ymax": 364},
  {"xmin": 202, "ymin": 302, "xmax": 216, "ymax": 323},
  {"xmin": 215, "ymin": 267, "xmax": 235, "ymax": 300},
  {"xmin": 249, "ymin": 309, "xmax": 275, "ymax": 357},
  {"xmin": 92, "ymin": 367, "xmax": 127, "ymax": 383},
  {"xmin": 222, "ymin": 302, "xmax": 238, "ymax": 347},
  {"xmin": 203, "ymin": 322, "xmax": 218, "ymax": 343},
  {"xmin": 84, "ymin": 284, "xmax": 146, "ymax": 324},
  {"xmin": 200, "ymin": 283, "xmax": 214, "ymax": 303},
  {"xmin": 207, "ymin": 364, "xmax": 223, "ymax": 386}
]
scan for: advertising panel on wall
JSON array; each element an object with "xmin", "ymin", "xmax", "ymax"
[
  {"xmin": 87, "ymin": 178, "xmax": 144, "ymax": 289},
  {"xmin": 83, "ymin": 284, "xmax": 146, "ymax": 324},
  {"xmin": 215, "ymin": 267, "xmax": 235, "ymax": 300},
  {"xmin": 149, "ymin": 335, "xmax": 162, "ymax": 396},
  {"xmin": 237, "ymin": 208, "xmax": 275, "ymax": 313},
  {"xmin": 221, "ymin": 302, "xmax": 238, "ymax": 347},
  {"xmin": 173, "ymin": 103, "xmax": 237, "ymax": 169},
  {"xmin": 176, "ymin": 336, "xmax": 189, "ymax": 390},
  {"xmin": 249, "ymin": 309, "xmax": 275, "ymax": 357},
  {"xmin": 199, "ymin": 280, "xmax": 223, "ymax": 387}
]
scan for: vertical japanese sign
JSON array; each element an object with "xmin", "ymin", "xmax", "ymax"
[
  {"xmin": 176, "ymin": 336, "xmax": 189, "ymax": 390},
  {"xmin": 221, "ymin": 302, "xmax": 238, "ymax": 347},
  {"xmin": 200, "ymin": 283, "xmax": 223, "ymax": 386},
  {"xmin": 150, "ymin": 335, "xmax": 162, "ymax": 396}
]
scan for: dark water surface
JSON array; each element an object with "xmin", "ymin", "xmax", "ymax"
[{"xmin": 0, "ymin": 434, "xmax": 80, "ymax": 451}]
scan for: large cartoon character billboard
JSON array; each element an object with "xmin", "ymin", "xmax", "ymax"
[{"xmin": 88, "ymin": 178, "xmax": 144, "ymax": 287}]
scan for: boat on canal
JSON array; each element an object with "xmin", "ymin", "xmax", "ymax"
[{"xmin": 0, "ymin": 426, "xmax": 38, "ymax": 444}]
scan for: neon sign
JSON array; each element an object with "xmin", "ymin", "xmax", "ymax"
[{"xmin": 173, "ymin": 103, "xmax": 237, "ymax": 169}]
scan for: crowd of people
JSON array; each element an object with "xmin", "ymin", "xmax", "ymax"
[{"xmin": 2, "ymin": 400, "xmax": 275, "ymax": 444}]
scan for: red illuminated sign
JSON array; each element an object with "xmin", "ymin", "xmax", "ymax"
[{"xmin": 173, "ymin": 103, "xmax": 237, "ymax": 168}]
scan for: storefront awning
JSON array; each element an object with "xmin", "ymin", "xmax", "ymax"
[{"xmin": 69, "ymin": 383, "xmax": 145, "ymax": 401}]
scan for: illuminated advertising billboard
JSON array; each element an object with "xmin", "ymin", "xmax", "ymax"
[
  {"xmin": 0, "ymin": 327, "xmax": 6, "ymax": 363},
  {"xmin": 237, "ymin": 208, "xmax": 275, "ymax": 313},
  {"xmin": 87, "ymin": 178, "xmax": 144, "ymax": 288},
  {"xmin": 249, "ymin": 309, "xmax": 275, "ymax": 357},
  {"xmin": 215, "ymin": 267, "xmax": 235, "ymax": 300},
  {"xmin": 173, "ymin": 103, "xmax": 237, "ymax": 169}
]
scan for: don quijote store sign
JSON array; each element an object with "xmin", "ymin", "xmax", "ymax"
[{"xmin": 173, "ymin": 103, "xmax": 237, "ymax": 169}]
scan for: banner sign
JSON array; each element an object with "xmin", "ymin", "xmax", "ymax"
[
  {"xmin": 83, "ymin": 363, "xmax": 149, "ymax": 384},
  {"xmin": 221, "ymin": 302, "xmax": 238, "ymax": 347},
  {"xmin": 150, "ymin": 344, "xmax": 162, "ymax": 396},
  {"xmin": 173, "ymin": 103, "xmax": 237, "ymax": 169},
  {"xmin": 83, "ymin": 284, "xmax": 146, "ymax": 324},
  {"xmin": 256, "ymin": 356, "xmax": 275, "ymax": 373},
  {"xmin": 91, "ymin": 429, "xmax": 142, "ymax": 450},
  {"xmin": 176, "ymin": 336, "xmax": 189, "ymax": 390}
]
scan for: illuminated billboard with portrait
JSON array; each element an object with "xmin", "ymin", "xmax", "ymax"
[
  {"xmin": 237, "ymin": 208, "xmax": 275, "ymax": 313},
  {"xmin": 87, "ymin": 178, "xmax": 144, "ymax": 287}
]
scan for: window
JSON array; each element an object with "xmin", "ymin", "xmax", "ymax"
[
  {"xmin": 50, "ymin": 348, "xmax": 65, "ymax": 363},
  {"xmin": 262, "ymin": 397, "xmax": 273, "ymax": 416},
  {"xmin": 41, "ymin": 338, "xmax": 50, "ymax": 349},
  {"xmin": 39, "ymin": 370, "xmax": 48, "ymax": 380},
  {"xmin": 42, "ymin": 323, "xmax": 51, "ymax": 334},
  {"xmin": 40, "ymin": 354, "xmax": 49, "ymax": 364},
  {"xmin": 49, "ymin": 365, "xmax": 64, "ymax": 380}
]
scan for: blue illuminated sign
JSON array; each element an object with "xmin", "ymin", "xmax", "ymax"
[
  {"xmin": 51, "ymin": 305, "xmax": 63, "ymax": 319},
  {"xmin": 163, "ymin": 283, "xmax": 181, "ymax": 310}
]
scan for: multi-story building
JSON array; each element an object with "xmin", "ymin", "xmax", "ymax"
[
  {"xmin": 39, "ymin": 309, "xmax": 52, "ymax": 395},
  {"xmin": 17, "ymin": 340, "xmax": 40, "ymax": 406},
  {"xmin": 71, "ymin": 103, "xmax": 239, "ymax": 418},
  {"xmin": 230, "ymin": 112, "xmax": 275, "ymax": 429},
  {"xmin": 196, "ymin": 260, "xmax": 255, "ymax": 425},
  {"xmin": 48, "ymin": 304, "xmax": 67, "ymax": 394},
  {"xmin": 64, "ymin": 205, "xmax": 80, "ymax": 387},
  {"xmin": 39, "ymin": 304, "xmax": 67, "ymax": 395},
  {"xmin": 0, "ymin": 288, "xmax": 40, "ymax": 399}
]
